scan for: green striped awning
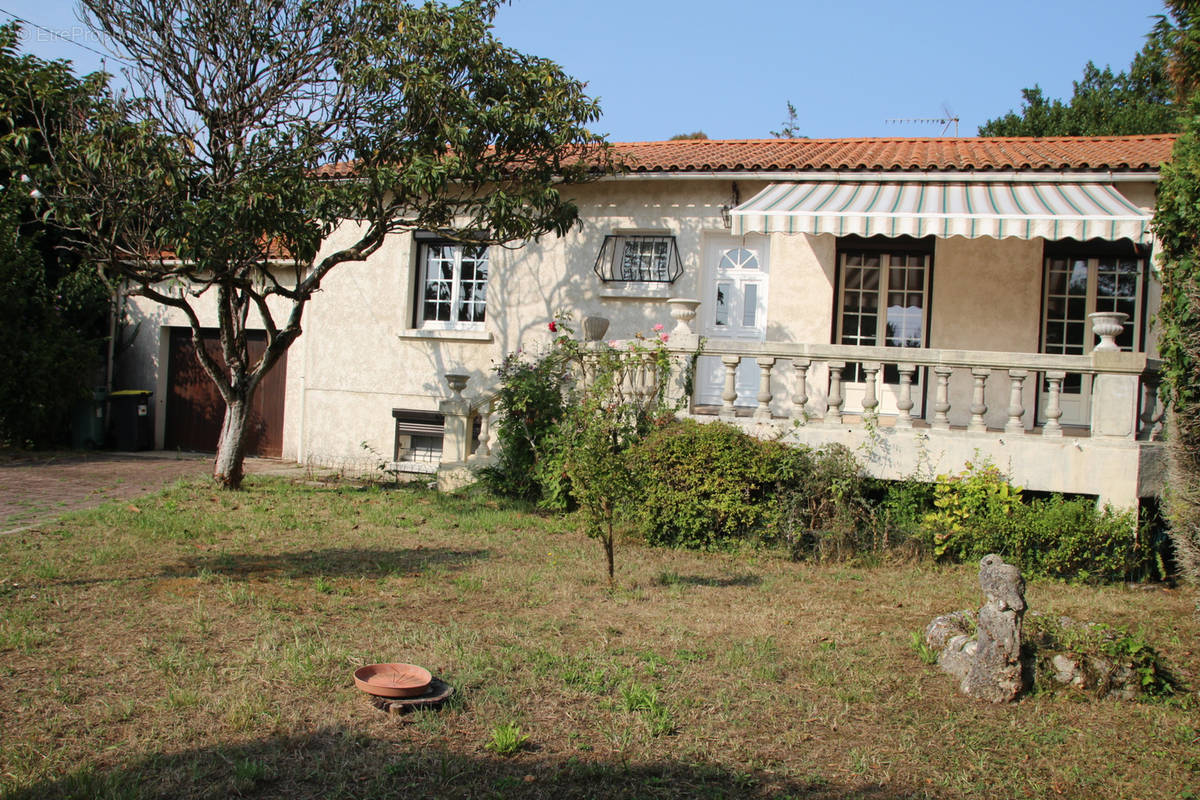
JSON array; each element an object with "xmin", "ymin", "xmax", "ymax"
[{"xmin": 729, "ymin": 181, "xmax": 1153, "ymax": 243}]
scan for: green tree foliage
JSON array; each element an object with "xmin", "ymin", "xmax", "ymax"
[
  {"xmin": 38, "ymin": 0, "xmax": 611, "ymax": 487},
  {"xmin": 979, "ymin": 26, "xmax": 1180, "ymax": 136},
  {"xmin": 771, "ymin": 101, "xmax": 805, "ymax": 139},
  {"xmin": 1151, "ymin": 0, "xmax": 1200, "ymax": 583},
  {"xmin": 1152, "ymin": 99, "xmax": 1200, "ymax": 582},
  {"xmin": 0, "ymin": 25, "xmax": 109, "ymax": 446}
]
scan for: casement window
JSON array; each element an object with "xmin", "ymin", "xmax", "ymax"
[
  {"xmin": 593, "ymin": 234, "xmax": 683, "ymax": 283},
  {"xmin": 415, "ymin": 238, "xmax": 489, "ymax": 329}
]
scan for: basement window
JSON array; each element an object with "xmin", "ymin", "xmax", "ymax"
[{"xmin": 392, "ymin": 409, "xmax": 445, "ymax": 473}]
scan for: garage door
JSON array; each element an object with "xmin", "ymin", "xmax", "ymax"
[{"xmin": 164, "ymin": 328, "xmax": 287, "ymax": 457}]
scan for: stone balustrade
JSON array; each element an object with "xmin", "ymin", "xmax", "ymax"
[{"xmin": 436, "ymin": 300, "xmax": 1166, "ymax": 503}]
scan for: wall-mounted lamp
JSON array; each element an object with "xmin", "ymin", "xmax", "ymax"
[{"xmin": 719, "ymin": 204, "xmax": 732, "ymax": 229}]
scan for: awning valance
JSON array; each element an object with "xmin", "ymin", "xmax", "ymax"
[{"xmin": 729, "ymin": 181, "xmax": 1153, "ymax": 243}]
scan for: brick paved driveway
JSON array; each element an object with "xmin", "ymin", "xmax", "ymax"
[{"xmin": 0, "ymin": 453, "xmax": 305, "ymax": 534}]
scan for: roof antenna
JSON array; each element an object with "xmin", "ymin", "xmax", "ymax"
[{"xmin": 885, "ymin": 105, "xmax": 959, "ymax": 136}]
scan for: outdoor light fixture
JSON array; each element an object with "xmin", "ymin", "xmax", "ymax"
[{"xmin": 720, "ymin": 204, "xmax": 732, "ymax": 229}]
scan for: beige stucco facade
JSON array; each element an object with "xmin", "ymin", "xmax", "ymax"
[{"xmin": 116, "ymin": 173, "xmax": 1164, "ymax": 504}]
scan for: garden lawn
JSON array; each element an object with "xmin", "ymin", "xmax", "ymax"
[{"xmin": 0, "ymin": 477, "xmax": 1197, "ymax": 800}]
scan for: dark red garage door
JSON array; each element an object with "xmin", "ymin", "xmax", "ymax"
[{"xmin": 164, "ymin": 327, "xmax": 287, "ymax": 458}]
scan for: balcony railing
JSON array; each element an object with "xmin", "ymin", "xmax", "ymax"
[{"xmin": 435, "ymin": 302, "xmax": 1165, "ymax": 502}]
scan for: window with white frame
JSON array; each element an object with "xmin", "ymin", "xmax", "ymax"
[{"xmin": 415, "ymin": 239, "xmax": 489, "ymax": 328}]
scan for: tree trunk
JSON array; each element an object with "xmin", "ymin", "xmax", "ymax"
[
  {"xmin": 604, "ymin": 517, "xmax": 615, "ymax": 589},
  {"xmin": 213, "ymin": 394, "xmax": 251, "ymax": 489}
]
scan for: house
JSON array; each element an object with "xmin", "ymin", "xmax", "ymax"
[{"xmin": 115, "ymin": 134, "xmax": 1174, "ymax": 508}]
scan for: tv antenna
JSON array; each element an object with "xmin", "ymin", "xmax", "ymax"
[{"xmin": 885, "ymin": 105, "xmax": 960, "ymax": 136}]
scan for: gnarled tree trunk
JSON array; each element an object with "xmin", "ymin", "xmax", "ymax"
[{"xmin": 213, "ymin": 393, "xmax": 251, "ymax": 489}]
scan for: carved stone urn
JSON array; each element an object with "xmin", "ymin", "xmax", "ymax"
[
  {"xmin": 666, "ymin": 298, "xmax": 701, "ymax": 336},
  {"xmin": 1088, "ymin": 311, "xmax": 1128, "ymax": 352},
  {"xmin": 581, "ymin": 315, "xmax": 610, "ymax": 342}
]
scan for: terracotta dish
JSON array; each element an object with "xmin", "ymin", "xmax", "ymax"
[{"xmin": 353, "ymin": 663, "xmax": 433, "ymax": 698}]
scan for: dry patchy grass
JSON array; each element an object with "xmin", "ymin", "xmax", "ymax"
[{"xmin": 0, "ymin": 478, "xmax": 1197, "ymax": 799}]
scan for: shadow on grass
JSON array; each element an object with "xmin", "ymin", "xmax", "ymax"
[
  {"xmin": 160, "ymin": 546, "xmax": 491, "ymax": 580},
  {"xmin": 5, "ymin": 725, "xmax": 931, "ymax": 800},
  {"xmin": 658, "ymin": 573, "xmax": 762, "ymax": 589}
]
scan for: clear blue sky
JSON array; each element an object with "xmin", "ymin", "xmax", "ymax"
[{"xmin": 0, "ymin": 0, "xmax": 1170, "ymax": 141}]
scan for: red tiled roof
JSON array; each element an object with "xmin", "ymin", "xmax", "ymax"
[
  {"xmin": 313, "ymin": 134, "xmax": 1177, "ymax": 178},
  {"xmin": 614, "ymin": 135, "xmax": 1177, "ymax": 173}
]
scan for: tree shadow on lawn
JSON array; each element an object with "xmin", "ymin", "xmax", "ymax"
[
  {"xmin": 160, "ymin": 546, "xmax": 491, "ymax": 581},
  {"xmin": 7, "ymin": 725, "xmax": 932, "ymax": 800}
]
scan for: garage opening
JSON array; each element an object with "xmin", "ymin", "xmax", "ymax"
[{"xmin": 164, "ymin": 327, "xmax": 287, "ymax": 457}]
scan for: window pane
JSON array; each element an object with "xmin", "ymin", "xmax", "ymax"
[
  {"xmin": 714, "ymin": 283, "xmax": 730, "ymax": 326},
  {"xmin": 743, "ymin": 284, "xmax": 758, "ymax": 327}
]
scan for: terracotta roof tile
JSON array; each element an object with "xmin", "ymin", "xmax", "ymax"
[
  {"xmin": 313, "ymin": 135, "xmax": 1177, "ymax": 178},
  {"xmin": 614, "ymin": 135, "xmax": 1177, "ymax": 173}
]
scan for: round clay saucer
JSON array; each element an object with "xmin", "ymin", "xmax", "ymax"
[{"xmin": 353, "ymin": 663, "xmax": 433, "ymax": 698}]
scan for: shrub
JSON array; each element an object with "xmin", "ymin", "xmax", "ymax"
[
  {"xmin": 630, "ymin": 420, "xmax": 874, "ymax": 558},
  {"xmin": 770, "ymin": 443, "xmax": 874, "ymax": 561},
  {"xmin": 1016, "ymin": 498, "xmax": 1146, "ymax": 583},
  {"xmin": 921, "ymin": 459, "xmax": 1149, "ymax": 582},
  {"xmin": 923, "ymin": 460, "xmax": 1024, "ymax": 562},
  {"xmin": 631, "ymin": 420, "xmax": 779, "ymax": 550},
  {"xmin": 481, "ymin": 328, "xmax": 576, "ymax": 503}
]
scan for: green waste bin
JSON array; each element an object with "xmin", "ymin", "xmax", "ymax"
[
  {"xmin": 70, "ymin": 388, "xmax": 108, "ymax": 450},
  {"xmin": 110, "ymin": 390, "xmax": 154, "ymax": 451}
]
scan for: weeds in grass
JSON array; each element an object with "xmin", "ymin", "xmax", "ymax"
[
  {"xmin": 484, "ymin": 722, "xmax": 529, "ymax": 756},
  {"xmin": 910, "ymin": 630, "xmax": 939, "ymax": 665}
]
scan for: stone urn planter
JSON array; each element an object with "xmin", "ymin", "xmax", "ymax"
[
  {"xmin": 581, "ymin": 315, "xmax": 610, "ymax": 342},
  {"xmin": 1088, "ymin": 311, "xmax": 1128, "ymax": 352},
  {"xmin": 666, "ymin": 297, "xmax": 701, "ymax": 336}
]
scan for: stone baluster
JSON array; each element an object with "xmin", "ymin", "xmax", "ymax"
[
  {"xmin": 439, "ymin": 373, "xmax": 472, "ymax": 464},
  {"xmin": 825, "ymin": 362, "xmax": 845, "ymax": 424},
  {"xmin": 895, "ymin": 363, "xmax": 916, "ymax": 429},
  {"xmin": 932, "ymin": 366, "xmax": 953, "ymax": 430},
  {"xmin": 861, "ymin": 362, "xmax": 880, "ymax": 419},
  {"xmin": 720, "ymin": 355, "xmax": 740, "ymax": 418},
  {"xmin": 1042, "ymin": 371, "xmax": 1065, "ymax": 438},
  {"xmin": 792, "ymin": 358, "xmax": 811, "ymax": 422},
  {"xmin": 1005, "ymin": 370, "xmax": 1028, "ymax": 434},
  {"xmin": 969, "ymin": 368, "xmax": 991, "ymax": 432},
  {"xmin": 471, "ymin": 398, "xmax": 494, "ymax": 459},
  {"xmin": 1139, "ymin": 371, "xmax": 1164, "ymax": 441},
  {"xmin": 755, "ymin": 357, "xmax": 775, "ymax": 421}
]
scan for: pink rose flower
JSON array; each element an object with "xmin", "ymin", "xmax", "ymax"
[
  {"xmin": 660, "ymin": 333, "xmax": 669, "ymax": 342},
  {"xmin": 653, "ymin": 323, "xmax": 665, "ymax": 332}
]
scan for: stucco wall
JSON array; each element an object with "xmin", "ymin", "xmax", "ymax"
[{"xmin": 119, "ymin": 176, "xmax": 1161, "ymax": 469}]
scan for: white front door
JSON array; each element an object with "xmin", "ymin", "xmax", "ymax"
[{"xmin": 695, "ymin": 234, "xmax": 769, "ymax": 407}]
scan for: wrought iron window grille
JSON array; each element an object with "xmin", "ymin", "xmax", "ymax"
[{"xmin": 593, "ymin": 234, "xmax": 683, "ymax": 283}]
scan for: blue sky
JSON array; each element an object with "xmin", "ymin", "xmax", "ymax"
[{"xmin": 0, "ymin": 0, "xmax": 1170, "ymax": 141}]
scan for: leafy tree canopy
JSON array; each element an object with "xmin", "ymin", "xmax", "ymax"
[
  {"xmin": 35, "ymin": 0, "xmax": 611, "ymax": 486},
  {"xmin": 0, "ymin": 24, "xmax": 110, "ymax": 447},
  {"xmin": 979, "ymin": 22, "xmax": 1181, "ymax": 136}
]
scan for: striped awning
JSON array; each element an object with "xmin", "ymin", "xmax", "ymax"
[{"xmin": 729, "ymin": 181, "xmax": 1153, "ymax": 243}]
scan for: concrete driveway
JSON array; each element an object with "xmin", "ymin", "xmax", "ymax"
[{"xmin": 0, "ymin": 452, "xmax": 310, "ymax": 534}]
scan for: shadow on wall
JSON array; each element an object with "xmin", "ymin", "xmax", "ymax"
[
  {"xmin": 6, "ymin": 725, "xmax": 932, "ymax": 800},
  {"xmin": 413, "ymin": 195, "xmax": 722, "ymax": 401}
]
